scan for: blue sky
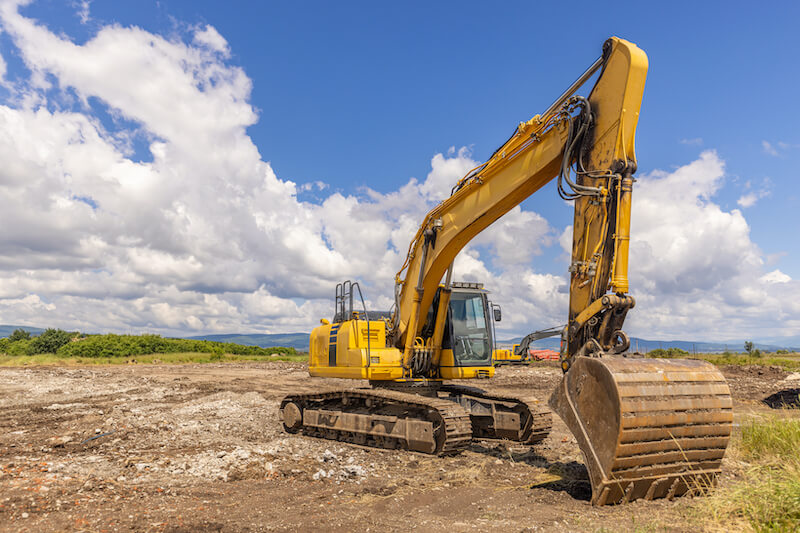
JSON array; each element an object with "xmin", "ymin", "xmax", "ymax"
[
  {"xmin": 20, "ymin": 0, "xmax": 795, "ymax": 275},
  {"xmin": 0, "ymin": 0, "xmax": 797, "ymax": 342}
]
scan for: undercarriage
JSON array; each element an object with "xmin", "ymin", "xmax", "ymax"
[{"xmin": 279, "ymin": 382, "xmax": 552, "ymax": 455}]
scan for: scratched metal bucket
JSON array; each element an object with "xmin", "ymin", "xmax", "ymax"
[{"xmin": 549, "ymin": 356, "xmax": 733, "ymax": 505}]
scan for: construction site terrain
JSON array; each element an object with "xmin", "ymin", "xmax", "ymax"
[{"xmin": 1, "ymin": 361, "xmax": 797, "ymax": 532}]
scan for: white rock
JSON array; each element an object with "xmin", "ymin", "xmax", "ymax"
[
  {"xmin": 231, "ymin": 448, "xmax": 251, "ymax": 461},
  {"xmin": 312, "ymin": 469, "xmax": 329, "ymax": 480},
  {"xmin": 320, "ymin": 449, "xmax": 338, "ymax": 463},
  {"xmin": 340, "ymin": 465, "xmax": 367, "ymax": 479}
]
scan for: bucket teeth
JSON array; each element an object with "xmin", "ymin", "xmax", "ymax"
[{"xmin": 549, "ymin": 356, "xmax": 732, "ymax": 505}]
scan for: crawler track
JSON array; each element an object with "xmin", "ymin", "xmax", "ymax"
[
  {"xmin": 440, "ymin": 384, "xmax": 552, "ymax": 444},
  {"xmin": 280, "ymin": 388, "xmax": 473, "ymax": 455}
]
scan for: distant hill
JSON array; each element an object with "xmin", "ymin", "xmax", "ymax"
[
  {"xmin": 4, "ymin": 322, "xmax": 797, "ymax": 353},
  {"xmin": 0, "ymin": 324, "xmax": 46, "ymax": 337},
  {"xmin": 623, "ymin": 338, "xmax": 799, "ymax": 354},
  {"xmin": 499, "ymin": 335, "xmax": 800, "ymax": 353},
  {"xmin": 185, "ymin": 332, "xmax": 309, "ymax": 350}
]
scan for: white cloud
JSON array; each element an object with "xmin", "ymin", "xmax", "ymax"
[
  {"xmin": 626, "ymin": 151, "xmax": 800, "ymax": 339},
  {"xmin": 737, "ymin": 193, "xmax": 757, "ymax": 207},
  {"xmin": 679, "ymin": 137, "xmax": 703, "ymax": 146},
  {"xmin": 762, "ymin": 140, "xmax": 779, "ymax": 156},
  {"xmin": 0, "ymin": 2, "xmax": 566, "ymax": 336},
  {"xmin": 760, "ymin": 270, "xmax": 791, "ymax": 284},
  {"xmin": 737, "ymin": 181, "xmax": 770, "ymax": 207},
  {"xmin": 193, "ymin": 24, "xmax": 230, "ymax": 57},
  {"xmin": 761, "ymin": 140, "xmax": 798, "ymax": 157},
  {"xmin": 74, "ymin": 0, "xmax": 91, "ymax": 24},
  {"xmin": 0, "ymin": 2, "xmax": 795, "ymax": 344}
]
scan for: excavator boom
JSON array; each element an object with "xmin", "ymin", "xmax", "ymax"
[{"xmin": 390, "ymin": 37, "xmax": 648, "ymax": 373}]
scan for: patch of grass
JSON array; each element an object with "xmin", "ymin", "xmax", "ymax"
[
  {"xmin": 594, "ymin": 519, "xmax": 668, "ymax": 533},
  {"xmin": 697, "ymin": 417, "xmax": 800, "ymax": 532},
  {"xmin": 708, "ymin": 353, "xmax": 800, "ymax": 371},
  {"xmin": 702, "ymin": 463, "xmax": 800, "ymax": 533},
  {"xmin": 647, "ymin": 352, "xmax": 800, "ymax": 371},
  {"xmin": 740, "ymin": 417, "xmax": 800, "ymax": 460},
  {"xmin": 0, "ymin": 351, "xmax": 308, "ymax": 366}
]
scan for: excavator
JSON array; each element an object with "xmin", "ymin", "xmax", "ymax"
[
  {"xmin": 493, "ymin": 325, "xmax": 564, "ymax": 365},
  {"xmin": 280, "ymin": 37, "xmax": 733, "ymax": 505}
]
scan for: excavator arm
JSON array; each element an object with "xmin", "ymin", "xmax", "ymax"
[
  {"xmin": 513, "ymin": 326, "xmax": 565, "ymax": 357},
  {"xmin": 391, "ymin": 37, "xmax": 646, "ymax": 373},
  {"xmin": 390, "ymin": 37, "xmax": 733, "ymax": 505}
]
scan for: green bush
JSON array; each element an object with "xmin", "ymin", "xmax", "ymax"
[
  {"xmin": 56, "ymin": 334, "xmax": 296, "ymax": 358},
  {"xmin": 648, "ymin": 347, "xmax": 690, "ymax": 358},
  {"xmin": 30, "ymin": 329, "xmax": 77, "ymax": 354},
  {"xmin": 5, "ymin": 339, "xmax": 33, "ymax": 355},
  {"xmin": 9, "ymin": 328, "xmax": 31, "ymax": 342}
]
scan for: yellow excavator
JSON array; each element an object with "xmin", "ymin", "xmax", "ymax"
[
  {"xmin": 280, "ymin": 37, "xmax": 733, "ymax": 505},
  {"xmin": 493, "ymin": 325, "xmax": 564, "ymax": 365}
]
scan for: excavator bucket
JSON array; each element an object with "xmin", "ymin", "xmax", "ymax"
[{"xmin": 549, "ymin": 356, "xmax": 732, "ymax": 505}]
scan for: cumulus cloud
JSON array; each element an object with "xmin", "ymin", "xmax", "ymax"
[
  {"xmin": 193, "ymin": 24, "xmax": 230, "ymax": 57},
  {"xmin": 0, "ymin": 2, "xmax": 566, "ymax": 336},
  {"xmin": 0, "ymin": 2, "xmax": 794, "ymax": 343},
  {"xmin": 626, "ymin": 151, "xmax": 800, "ymax": 339}
]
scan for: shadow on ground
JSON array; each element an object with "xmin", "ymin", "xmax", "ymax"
[{"xmin": 470, "ymin": 442, "xmax": 592, "ymax": 501}]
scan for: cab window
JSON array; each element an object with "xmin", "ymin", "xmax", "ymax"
[{"xmin": 448, "ymin": 292, "xmax": 492, "ymax": 366}]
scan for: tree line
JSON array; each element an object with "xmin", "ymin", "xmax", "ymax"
[{"xmin": 0, "ymin": 328, "xmax": 296, "ymax": 357}]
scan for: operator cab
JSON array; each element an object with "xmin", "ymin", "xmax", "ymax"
[{"xmin": 441, "ymin": 282, "xmax": 495, "ymax": 367}]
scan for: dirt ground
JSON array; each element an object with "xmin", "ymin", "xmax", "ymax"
[{"xmin": 1, "ymin": 361, "xmax": 799, "ymax": 533}]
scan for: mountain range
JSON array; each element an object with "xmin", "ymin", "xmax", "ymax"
[
  {"xmin": 2, "ymin": 324, "xmax": 797, "ymax": 353},
  {"xmin": 499, "ymin": 336, "xmax": 799, "ymax": 353},
  {"xmin": 184, "ymin": 332, "xmax": 310, "ymax": 350},
  {"xmin": 0, "ymin": 325, "xmax": 46, "ymax": 337}
]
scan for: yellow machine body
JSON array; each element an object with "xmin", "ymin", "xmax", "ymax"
[
  {"xmin": 310, "ymin": 285, "xmax": 496, "ymax": 381},
  {"xmin": 492, "ymin": 344, "xmax": 524, "ymax": 365}
]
